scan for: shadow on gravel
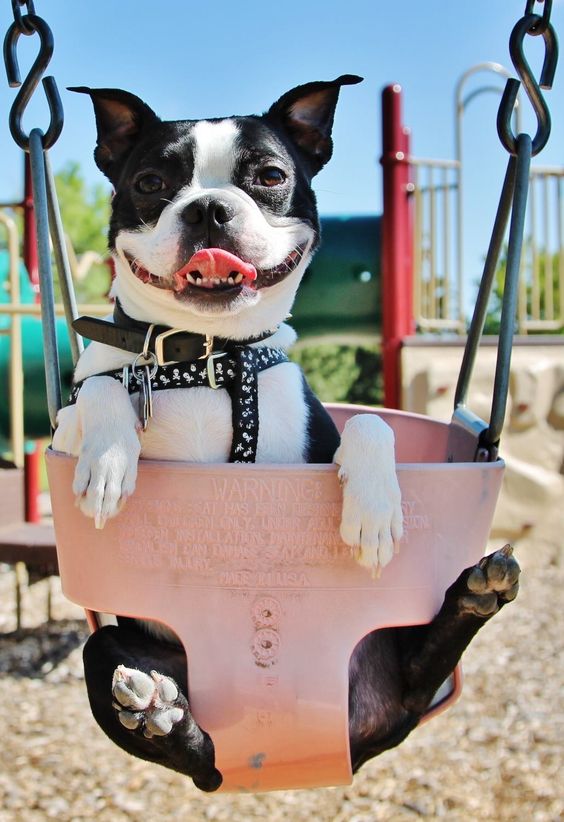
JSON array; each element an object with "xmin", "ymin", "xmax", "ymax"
[{"xmin": 0, "ymin": 619, "xmax": 89, "ymax": 678}]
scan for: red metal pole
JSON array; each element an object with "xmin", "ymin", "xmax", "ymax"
[
  {"xmin": 23, "ymin": 154, "xmax": 40, "ymax": 291},
  {"xmin": 23, "ymin": 154, "xmax": 41, "ymax": 523},
  {"xmin": 380, "ymin": 84, "xmax": 415, "ymax": 409}
]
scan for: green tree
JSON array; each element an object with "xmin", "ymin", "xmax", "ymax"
[
  {"xmin": 54, "ymin": 161, "xmax": 111, "ymax": 303},
  {"xmin": 484, "ymin": 242, "xmax": 563, "ymax": 334}
]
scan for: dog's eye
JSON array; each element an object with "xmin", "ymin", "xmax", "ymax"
[
  {"xmin": 256, "ymin": 167, "xmax": 286, "ymax": 187},
  {"xmin": 135, "ymin": 173, "xmax": 166, "ymax": 194}
]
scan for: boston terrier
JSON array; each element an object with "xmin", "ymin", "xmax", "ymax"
[{"xmin": 52, "ymin": 76, "xmax": 520, "ymax": 792}]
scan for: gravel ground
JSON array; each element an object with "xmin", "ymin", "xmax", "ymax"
[{"xmin": 0, "ymin": 506, "xmax": 562, "ymax": 822}]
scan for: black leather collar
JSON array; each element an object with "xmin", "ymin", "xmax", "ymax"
[{"xmin": 72, "ymin": 300, "xmax": 279, "ymax": 364}]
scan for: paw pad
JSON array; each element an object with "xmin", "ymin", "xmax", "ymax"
[
  {"xmin": 112, "ymin": 666, "xmax": 185, "ymax": 739},
  {"xmin": 462, "ymin": 545, "xmax": 520, "ymax": 617}
]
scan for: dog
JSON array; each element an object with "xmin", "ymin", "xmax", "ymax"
[{"xmin": 52, "ymin": 76, "xmax": 520, "ymax": 792}]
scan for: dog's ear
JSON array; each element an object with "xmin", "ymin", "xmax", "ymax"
[
  {"xmin": 68, "ymin": 87, "xmax": 160, "ymax": 183},
  {"xmin": 266, "ymin": 75, "xmax": 362, "ymax": 174}
]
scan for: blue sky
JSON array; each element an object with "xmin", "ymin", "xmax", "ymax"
[{"xmin": 0, "ymin": 0, "xmax": 562, "ymax": 302}]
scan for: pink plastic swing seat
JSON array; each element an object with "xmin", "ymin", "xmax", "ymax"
[{"xmin": 46, "ymin": 405, "xmax": 504, "ymax": 793}]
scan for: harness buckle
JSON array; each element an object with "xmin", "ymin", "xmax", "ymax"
[{"xmin": 207, "ymin": 350, "xmax": 228, "ymax": 389}]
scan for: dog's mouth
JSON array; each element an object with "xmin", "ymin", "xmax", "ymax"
[{"xmin": 126, "ymin": 245, "xmax": 307, "ymax": 298}]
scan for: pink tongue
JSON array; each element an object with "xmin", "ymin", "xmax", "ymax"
[{"xmin": 173, "ymin": 248, "xmax": 257, "ymax": 291}]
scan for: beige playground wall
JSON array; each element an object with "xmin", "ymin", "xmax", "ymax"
[{"xmin": 401, "ymin": 338, "xmax": 564, "ymax": 540}]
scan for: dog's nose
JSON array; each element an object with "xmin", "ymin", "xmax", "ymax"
[{"xmin": 181, "ymin": 197, "xmax": 236, "ymax": 236}]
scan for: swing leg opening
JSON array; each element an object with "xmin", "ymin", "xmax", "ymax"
[{"xmin": 349, "ymin": 546, "xmax": 520, "ymax": 772}]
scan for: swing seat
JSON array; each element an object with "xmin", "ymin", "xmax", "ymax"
[{"xmin": 46, "ymin": 404, "xmax": 504, "ymax": 793}]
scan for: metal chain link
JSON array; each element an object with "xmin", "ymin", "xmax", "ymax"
[
  {"xmin": 3, "ymin": 0, "xmax": 63, "ymax": 150},
  {"xmin": 10, "ymin": 0, "xmax": 36, "ymax": 35},
  {"xmin": 3, "ymin": 0, "xmax": 82, "ymax": 428},
  {"xmin": 497, "ymin": 0, "xmax": 557, "ymax": 157}
]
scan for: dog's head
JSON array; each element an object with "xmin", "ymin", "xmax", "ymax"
[{"xmin": 72, "ymin": 75, "xmax": 362, "ymax": 338}]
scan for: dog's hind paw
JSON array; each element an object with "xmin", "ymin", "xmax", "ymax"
[
  {"xmin": 460, "ymin": 545, "xmax": 520, "ymax": 617},
  {"xmin": 112, "ymin": 666, "xmax": 185, "ymax": 738},
  {"xmin": 334, "ymin": 414, "xmax": 403, "ymax": 575}
]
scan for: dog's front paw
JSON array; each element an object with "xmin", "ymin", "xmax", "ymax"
[
  {"xmin": 334, "ymin": 414, "xmax": 403, "ymax": 575},
  {"xmin": 68, "ymin": 375, "xmax": 142, "ymax": 528},
  {"xmin": 73, "ymin": 430, "xmax": 140, "ymax": 529}
]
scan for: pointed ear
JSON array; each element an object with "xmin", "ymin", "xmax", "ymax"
[
  {"xmin": 68, "ymin": 87, "xmax": 160, "ymax": 183},
  {"xmin": 266, "ymin": 75, "xmax": 362, "ymax": 174}
]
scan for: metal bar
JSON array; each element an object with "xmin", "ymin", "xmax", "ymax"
[
  {"xmin": 0, "ymin": 211, "xmax": 24, "ymax": 468},
  {"xmin": 412, "ymin": 164, "xmax": 422, "ymax": 323},
  {"xmin": 530, "ymin": 174, "xmax": 540, "ymax": 320},
  {"xmin": 442, "ymin": 167, "xmax": 450, "ymax": 322},
  {"xmin": 486, "ymin": 134, "xmax": 533, "ymax": 448},
  {"xmin": 28, "ymin": 128, "xmax": 61, "ymax": 428},
  {"xmin": 558, "ymin": 175, "xmax": 564, "ymax": 321},
  {"xmin": 544, "ymin": 172, "xmax": 553, "ymax": 319},
  {"xmin": 23, "ymin": 154, "xmax": 39, "ymax": 292},
  {"xmin": 530, "ymin": 165, "xmax": 564, "ymax": 176},
  {"xmin": 380, "ymin": 84, "xmax": 415, "ymax": 408},
  {"xmin": 520, "ymin": 317, "xmax": 563, "ymax": 331},
  {"xmin": 409, "ymin": 157, "xmax": 460, "ymax": 169},
  {"xmin": 44, "ymin": 152, "xmax": 83, "ymax": 365},
  {"xmin": 0, "ymin": 302, "xmax": 109, "ymax": 315},
  {"xmin": 429, "ymin": 166, "xmax": 437, "ymax": 320},
  {"xmin": 416, "ymin": 316, "xmax": 468, "ymax": 331},
  {"xmin": 454, "ymin": 156, "xmax": 516, "ymax": 410}
]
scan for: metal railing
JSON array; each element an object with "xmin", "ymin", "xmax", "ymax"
[
  {"xmin": 0, "ymin": 210, "xmax": 24, "ymax": 467},
  {"xmin": 411, "ymin": 157, "xmax": 464, "ymax": 332},
  {"xmin": 520, "ymin": 166, "xmax": 563, "ymax": 331},
  {"xmin": 411, "ymin": 161, "xmax": 564, "ymax": 335},
  {"xmin": 0, "ymin": 208, "xmax": 109, "ymax": 463}
]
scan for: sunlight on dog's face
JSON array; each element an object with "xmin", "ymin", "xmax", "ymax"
[
  {"xmin": 113, "ymin": 118, "xmax": 316, "ymax": 328},
  {"xmin": 73, "ymin": 76, "xmax": 362, "ymax": 336}
]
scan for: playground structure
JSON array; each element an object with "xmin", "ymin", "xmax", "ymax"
[
  {"xmin": 0, "ymin": 0, "xmax": 560, "ymax": 793},
  {"xmin": 0, "ymin": 70, "xmax": 562, "ymax": 617}
]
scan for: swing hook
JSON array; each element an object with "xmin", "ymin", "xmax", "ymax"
[
  {"xmin": 497, "ymin": 0, "xmax": 558, "ymax": 157},
  {"xmin": 3, "ymin": 3, "xmax": 63, "ymax": 150}
]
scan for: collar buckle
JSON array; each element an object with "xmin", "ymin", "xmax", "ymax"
[
  {"xmin": 154, "ymin": 327, "xmax": 186, "ymax": 366},
  {"xmin": 198, "ymin": 333, "xmax": 215, "ymax": 360}
]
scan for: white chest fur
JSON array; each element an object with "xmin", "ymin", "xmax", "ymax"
[{"xmin": 53, "ymin": 347, "xmax": 308, "ymax": 466}]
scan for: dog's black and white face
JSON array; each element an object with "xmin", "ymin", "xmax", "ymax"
[{"xmin": 72, "ymin": 75, "xmax": 361, "ymax": 338}]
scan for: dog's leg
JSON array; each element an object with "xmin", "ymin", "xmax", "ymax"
[
  {"xmin": 83, "ymin": 624, "xmax": 222, "ymax": 791},
  {"xmin": 349, "ymin": 546, "xmax": 520, "ymax": 770},
  {"xmin": 67, "ymin": 376, "xmax": 141, "ymax": 528},
  {"xmin": 334, "ymin": 414, "xmax": 403, "ymax": 574},
  {"xmin": 398, "ymin": 544, "xmax": 520, "ymax": 714}
]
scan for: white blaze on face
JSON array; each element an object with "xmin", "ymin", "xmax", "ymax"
[
  {"xmin": 113, "ymin": 115, "xmax": 316, "ymax": 334},
  {"xmin": 191, "ymin": 119, "xmax": 239, "ymax": 189}
]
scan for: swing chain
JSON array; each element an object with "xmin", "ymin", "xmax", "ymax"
[
  {"xmin": 497, "ymin": 0, "xmax": 558, "ymax": 156},
  {"xmin": 10, "ymin": 0, "xmax": 36, "ymax": 35},
  {"xmin": 455, "ymin": 1, "xmax": 559, "ymax": 460},
  {"xmin": 3, "ymin": 0, "xmax": 64, "ymax": 149}
]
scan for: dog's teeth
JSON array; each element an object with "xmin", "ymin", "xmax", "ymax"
[
  {"xmin": 234, "ymin": 273, "xmax": 243, "ymax": 284},
  {"xmin": 212, "ymin": 277, "xmax": 220, "ymax": 285},
  {"xmin": 227, "ymin": 276, "xmax": 234, "ymax": 285},
  {"xmin": 186, "ymin": 273, "xmax": 197, "ymax": 285}
]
